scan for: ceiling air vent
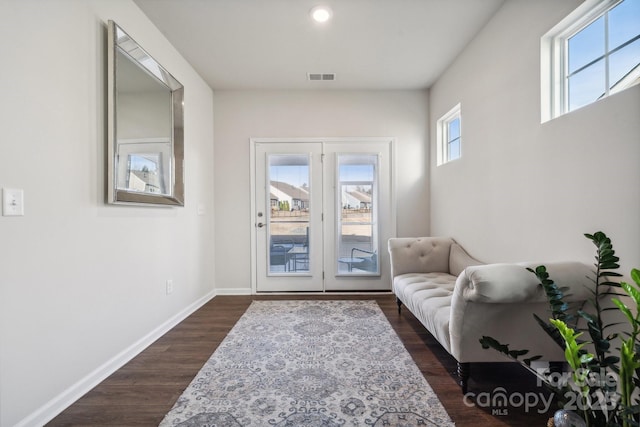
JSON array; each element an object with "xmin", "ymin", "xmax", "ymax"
[{"xmin": 307, "ymin": 73, "xmax": 336, "ymax": 81}]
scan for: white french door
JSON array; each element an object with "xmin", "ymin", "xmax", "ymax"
[
  {"xmin": 322, "ymin": 141, "xmax": 393, "ymax": 291},
  {"xmin": 252, "ymin": 138, "xmax": 394, "ymax": 293},
  {"xmin": 254, "ymin": 142, "xmax": 324, "ymax": 292}
]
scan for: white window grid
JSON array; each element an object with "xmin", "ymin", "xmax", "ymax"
[
  {"xmin": 436, "ymin": 103, "xmax": 462, "ymax": 166},
  {"xmin": 542, "ymin": 0, "xmax": 639, "ymax": 121}
]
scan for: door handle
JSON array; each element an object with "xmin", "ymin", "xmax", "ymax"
[{"xmin": 257, "ymin": 222, "xmax": 265, "ymax": 228}]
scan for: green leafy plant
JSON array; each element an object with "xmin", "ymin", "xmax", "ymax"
[
  {"xmin": 611, "ymin": 269, "xmax": 640, "ymax": 427},
  {"xmin": 549, "ymin": 318, "xmax": 594, "ymax": 424},
  {"xmin": 479, "ymin": 231, "xmax": 639, "ymax": 426}
]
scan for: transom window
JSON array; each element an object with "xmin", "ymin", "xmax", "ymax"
[
  {"xmin": 436, "ymin": 104, "xmax": 461, "ymax": 166},
  {"xmin": 542, "ymin": 0, "xmax": 640, "ymax": 120}
]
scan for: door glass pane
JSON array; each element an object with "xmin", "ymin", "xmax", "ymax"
[
  {"xmin": 337, "ymin": 154, "xmax": 379, "ymax": 275},
  {"xmin": 268, "ymin": 154, "xmax": 310, "ymax": 274}
]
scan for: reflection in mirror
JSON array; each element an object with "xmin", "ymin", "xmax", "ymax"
[{"xmin": 107, "ymin": 20, "xmax": 184, "ymax": 206}]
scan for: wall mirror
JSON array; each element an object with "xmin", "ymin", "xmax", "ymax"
[{"xmin": 107, "ymin": 20, "xmax": 184, "ymax": 206}]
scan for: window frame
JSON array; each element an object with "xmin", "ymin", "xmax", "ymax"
[
  {"xmin": 436, "ymin": 103, "xmax": 462, "ymax": 166},
  {"xmin": 542, "ymin": 0, "xmax": 639, "ymax": 121}
]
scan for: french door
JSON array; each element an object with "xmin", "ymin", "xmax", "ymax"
[
  {"xmin": 254, "ymin": 142, "xmax": 324, "ymax": 292},
  {"xmin": 252, "ymin": 139, "xmax": 394, "ymax": 293}
]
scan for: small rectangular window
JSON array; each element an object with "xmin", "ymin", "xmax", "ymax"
[
  {"xmin": 437, "ymin": 104, "xmax": 462, "ymax": 166},
  {"xmin": 542, "ymin": 0, "xmax": 640, "ymax": 121}
]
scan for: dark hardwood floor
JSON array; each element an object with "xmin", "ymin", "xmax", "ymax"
[{"xmin": 48, "ymin": 295, "xmax": 556, "ymax": 426}]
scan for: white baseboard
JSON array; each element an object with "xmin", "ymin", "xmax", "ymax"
[
  {"xmin": 215, "ymin": 287, "xmax": 252, "ymax": 295},
  {"xmin": 214, "ymin": 288, "xmax": 393, "ymax": 296},
  {"xmin": 15, "ymin": 290, "xmax": 216, "ymax": 427}
]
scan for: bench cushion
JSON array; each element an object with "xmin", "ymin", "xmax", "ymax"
[{"xmin": 393, "ymin": 272, "xmax": 457, "ymax": 353}]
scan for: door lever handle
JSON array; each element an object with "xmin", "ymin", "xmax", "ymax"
[{"xmin": 257, "ymin": 222, "xmax": 265, "ymax": 228}]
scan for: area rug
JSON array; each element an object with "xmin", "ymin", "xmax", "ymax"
[{"xmin": 159, "ymin": 300, "xmax": 454, "ymax": 426}]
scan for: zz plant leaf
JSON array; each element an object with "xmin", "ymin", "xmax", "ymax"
[
  {"xmin": 550, "ymin": 318, "xmax": 594, "ymax": 424},
  {"xmin": 612, "ymin": 269, "xmax": 640, "ymax": 427},
  {"xmin": 480, "ymin": 231, "xmax": 639, "ymax": 426}
]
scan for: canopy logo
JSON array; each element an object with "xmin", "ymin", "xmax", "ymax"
[{"xmin": 463, "ymin": 387, "xmax": 554, "ymax": 415}]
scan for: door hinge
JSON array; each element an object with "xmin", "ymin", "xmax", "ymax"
[{"xmin": 322, "ymin": 271, "xmax": 325, "ymax": 279}]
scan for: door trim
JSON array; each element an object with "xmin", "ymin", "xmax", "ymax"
[{"xmin": 249, "ymin": 137, "xmax": 397, "ymax": 294}]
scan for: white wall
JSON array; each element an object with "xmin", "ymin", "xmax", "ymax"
[
  {"xmin": 0, "ymin": 1, "xmax": 215, "ymax": 426},
  {"xmin": 430, "ymin": 0, "xmax": 640, "ymax": 277},
  {"xmin": 213, "ymin": 90, "xmax": 429, "ymax": 292}
]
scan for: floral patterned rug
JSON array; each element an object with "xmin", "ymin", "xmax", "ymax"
[{"xmin": 159, "ymin": 300, "xmax": 454, "ymax": 426}]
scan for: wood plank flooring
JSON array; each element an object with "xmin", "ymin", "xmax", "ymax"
[{"xmin": 48, "ymin": 295, "xmax": 556, "ymax": 426}]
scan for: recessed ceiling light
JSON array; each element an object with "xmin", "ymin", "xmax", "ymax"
[{"xmin": 310, "ymin": 6, "xmax": 332, "ymax": 23}]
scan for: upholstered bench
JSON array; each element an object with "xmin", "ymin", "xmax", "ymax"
[{"xmin": 388, "ymin": 236, "xmax": 594, "ymax": 393}]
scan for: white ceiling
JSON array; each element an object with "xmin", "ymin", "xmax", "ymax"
[{"xmin": 133, "ymin": 0, "xmax": 505, "ymax": 91}]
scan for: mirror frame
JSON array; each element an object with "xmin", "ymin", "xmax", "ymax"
[{"xmin": 107, "ymin": 20, "xmax": 185, "ymax": 206}]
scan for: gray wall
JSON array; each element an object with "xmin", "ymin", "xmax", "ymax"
[
  {"xmin": 0, "ymin": 1, "xmax": 215, "ymax": 425},
  {"xmin": 429, "ymin": 0, "xmax": 640, "ymax": 276}
]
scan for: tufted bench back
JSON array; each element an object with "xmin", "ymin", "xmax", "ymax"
[{"xmin": 388, "ymin": 237, "xmax": 454, "ymax": 277}]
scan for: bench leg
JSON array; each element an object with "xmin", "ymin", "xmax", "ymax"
[
  {"xmin": 396, "ymin": 297, "xmax": 402, "ymax": 314},
  {"xmin": 457, "ymin": 362, "xmax": 470, "ymax": 394}
]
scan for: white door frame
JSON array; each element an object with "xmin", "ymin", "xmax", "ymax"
[{"xmin": 249, "ymin": 137, "xmax": 397, "ymax": 294}]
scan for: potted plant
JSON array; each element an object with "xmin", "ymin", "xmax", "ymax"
[{"xmin": 480, "ymin": 232, "xmax": 640, "ymax": 427}]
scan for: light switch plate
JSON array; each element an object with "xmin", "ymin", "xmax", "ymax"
[{"xmin": 3, "ymin": 188, "xmax": 24, "ymax": 216}]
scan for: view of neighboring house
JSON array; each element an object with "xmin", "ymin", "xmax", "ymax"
[
  {"xmin": 609, "ymin": 63, "xmax": 640, "ymax": 96},
  {"xmin": 343, "ymin": 189, "xmax": 372, "ymax": 209},
  {"xmin": 270, "ymin": 181, "xmax": 309, "ymax": 210},
  {"xmin": 129, "ymin": 169, "xmax": 162, "ymax": 193}
]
